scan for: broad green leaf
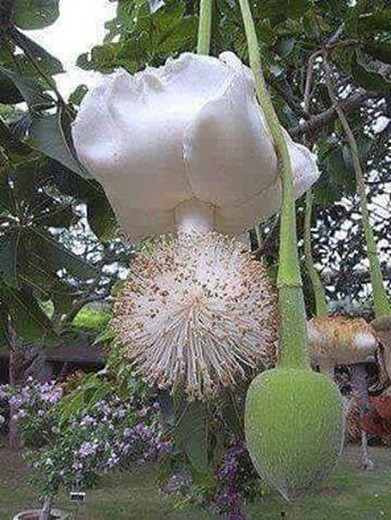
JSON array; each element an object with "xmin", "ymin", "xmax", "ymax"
[
  {"xmin": 10, "ymin": 28, "xmax": 64, "ymax": 75},
  {"xmin": 363, "ymin": 42, "xmax": 391, "ymax": 64},
  {"xmin": 68, "ymin": 85, "xmax": 88, "ymax": 107},
  {"xmin": 12, "ymin": 159, "xmax": 40, "ymax": 204},
  {"xmin": 175, "ymin": 401, "xmax": 209, "ymax": 474},
  {"xmin": 254, "ymin": 0, "xmax": 311, "ymax": 25},
  {"xmin": 34, "ymin": 201, "xmax": 74, "ymax": 228},
  {"xmin": 86, "ymin": 189, "xmax": 117, "ymax": 241},
  {"xmin": 219, "ymin": 390, "xmax": 245, "ymax": 437},
  {"xmin": 0, "ymin": 117, "xmax": 32, "ymax": 158},
  {"xmin": 1, "ymin": 285, "xmax": 57, "ymax": 344},
  {"xmin": 0, "ymin": 304, "xmax": 10, "ymax": 349},
  {"xmin": 0, "ymin": 170, "xmax": 14, "ymax": 213},
  {"xmin": 93, "ymin": 325, "xmax": 116, "ymax": 346},
  {"xmin": 49, "ymin": 161, "xmax": 91, "ymax": 199},
  {"xmin": 12, "ymin": 0, "xmax": 60, "ymax": 30},
  {"xmin": 0, "ymin": 66, "xmax": 53, "ymax": 108},
  {"xmin": 29, "ymin": 110, "xmax": 88, "ymax": 178},
  {"xmin": 275, "ymin": 37, "xmax": 296, "ymax": 58},
  {"xmin": 157, "ymin": 391, "xmax": 176, "ymax": 428},
  {"xmin": 31, "ymin": 228, "xmax": 98, "ymax": 280},
  {"xmin": 352, "ymin": 50, "xmax": 390, "ymax": 92},
  {"xmin": 0, "ymin": 232, "xmax": 20, "ymax": 287},
  {"xmin": 0, "ymin": 70, "xmax": 24, "ymax": 104},
  {"xmin": 358, "ymin": 9, "xmax": 391, "ymax": 33},
  {"xmin": 52, "ymin": 289, "xmax": 73, "ymax": 314}
]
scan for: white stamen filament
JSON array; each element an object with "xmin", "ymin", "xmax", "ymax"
[{"xmin": 113, "ymin": 232, "xmax": 277, "ymax": 400}]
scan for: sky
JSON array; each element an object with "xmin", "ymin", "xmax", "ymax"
[{"xmin": 25, "ymin": 0, "xmax": 117, "ymax": 98}]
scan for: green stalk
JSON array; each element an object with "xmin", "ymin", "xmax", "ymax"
[
  {"xmin": 197, "ymin": 0, "xmax": 212, "ymax": 55},
  {"xmin": 238, "ymin": 0, "xmax": 309, "ymax": 370},
  {"xmin": 323, "ymin": 56, "xmax": 390, "ymax": 318},
  {"xmin": 255, "ymin": 224, "xmax": 263, "ymax": 250},
  {"xmin": 304, "ymin": 189, "xmax": 328, "ymax": 317}
]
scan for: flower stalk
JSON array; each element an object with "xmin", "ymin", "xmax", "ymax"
[
  {"xmin": 238, "ymin": 0, "xmax": 309, "ymax": 369},
  {"xmin": 323, "ymin": 54, "xmax": 390, "ymax": 318},
  {"xmin": 197, "ymin": 0, "xmax": 213, "ymax": 55},
  {"xmin": 304, "ymin": 189, "xmax": 328, "ymax": 317}
]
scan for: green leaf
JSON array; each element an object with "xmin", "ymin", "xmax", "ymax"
[
  {"xmin": 358, "ymin": 10, "xmax": 391, "ymax": 33},
  {"xmin": 352, "ymin": 50, "xmax": 391, "ymax": 92},
  {"xmin": 0, "ymin": 70, "xmax": 24, "ymax": 104},
  {"xmin": 0, "ymin": 170, "xmax": 14, "ymax": 213},
  {"xmin": 1, "ymin": 285, "xmax": 57, "ymax": 344},
  {"xmin": 29, "ymin": 110, "xmax": 88, "ymax": 178},
  {"xmin": 12, "ymin": 0, "xmax": 60, "ymax": 30},
  {"xmin": 12, "ymin": 159, "xmax": 40, "ymax": 204},
  {"xmin": 175, "ymin": 401, "xmax": 209, "ymax": 474},
  {"xmin": 31, "ymin": 228, "xmax": 98, "ymax": 280},
  {"xmin": 93, "ymin": 325, "xmax": 116, "ymax": 346},
  {"xmin": 11, "ymin": 28, "xmax": 64, "ymax": 75},
  {"xmin": 68, "ymin": 85, "xmax": 88, "ymax": 107},
  {"xmin": 0, "ymin": 66, "xmax": 53, "ymax": 109},
  {"xmin": 0, "ymin": 232, "xmax": 20, "ymax": 287},
  {"xmin": 219, "ymin": 390, "xmax": 245, "ymax": 437},
  {"xmin": 0, "ymin": 117, "xmax": 31, "ymax": 158},
  {"xmin": 0, "ymin": 304, "xmax": 10, "ymax": 349},
  {"xmin": 34, "ymin": 201, "xmax": 74, "ymax": 228},
  {"xmin": 275, "ymin": 37, "xmax": 296, "ymax": 58},
  {"xmin": 254, "ymin": 0, "xmax": 311, "ymax": 25},
  {"xmin": 86, "ymin": 189, "xmax": 117, "ymax": 241},
  {"xmin": 363, "ymin": 41, "xmax": 391, "ymax": 64},
  {"xmin": 59, "ymin": 375, "xmax": 112, "ymax": 422}
]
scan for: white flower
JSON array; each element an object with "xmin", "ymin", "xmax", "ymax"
[
  {"xmin": 113, "ymin": 233, "xmax": 277, "ymax": 400},
  {"xmin": 72, "ymin": 52, "xmax": 319, "ymax": 240}
]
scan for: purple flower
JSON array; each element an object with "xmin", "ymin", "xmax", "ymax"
[
  {"xmin": 80, "ymin": 416, "xmax": 95, "ymax": 427},
  {"xmin": 135, "ymin": 423, "xmax": 152, "ymax": 440},
  {"xmin": 123, "ymin": 427, "xmax": 134, "ymax": 438},
  {"xmin": 138, "ymin": 407, "xmax": 148, "ymax": 418},
  {"xmin": 78, "ymin": 441, "xmax": 98, "ymax": 458}
]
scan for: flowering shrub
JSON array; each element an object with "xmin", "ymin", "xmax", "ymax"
[
  {"xmin": 211, "ymin": 442, "xmax": 263, "ymax": 520},
  {"xmin": 165, "ymin": 440, "xmax": 265, "ymax": 520},
  {"xmin": 5, "ymin": 378, "xmax": 63, "ymax": 448},
  {"xmin": 1, "ymin": 373, "xmax": 170, "ymax": 512}
]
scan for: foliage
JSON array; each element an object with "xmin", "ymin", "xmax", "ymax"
[
  {"xmin": 0, "ymin": 366, "xmax": 168, "ymax": 507},
  {"xmin": 0, "ymin": 1, "xmax": 123, "ymax": 348},
  {"xmin": 164, "ymin": 441, "xmax": 263, "ymax": 519},
  {"xmin": 72, "ymin": 306, "xmax": 111, "ymax": 331}
]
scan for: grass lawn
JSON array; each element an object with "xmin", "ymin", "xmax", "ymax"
[{"xmin": 0, "ymin": 444, "xmax": 390, "ymax": 519}]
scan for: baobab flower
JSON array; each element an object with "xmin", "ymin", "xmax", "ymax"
[
  {"xmin": 72, "ymin": 51, "xmax": 319, "ymax": 240},
  {"xmin": 112, "ymin": 233, "xmax": 277, "ymax": 400}
]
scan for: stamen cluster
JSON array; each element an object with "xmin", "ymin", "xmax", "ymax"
[{"xmin": 113, "ymin": 233, "xmax": 277, "ymax": 400}]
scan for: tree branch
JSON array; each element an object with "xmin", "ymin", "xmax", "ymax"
[
  {"xmin": 322, "ymin": 266, "xmax": 391, "ymax": 286},
  {"xmin": 289, "ymin": 90, "xmax": 380, "ymax": 139}
]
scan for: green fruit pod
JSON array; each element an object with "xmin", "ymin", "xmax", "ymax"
[{"xmin": 245, "ymin": 367, "xmax": 345, "ymax": 500}]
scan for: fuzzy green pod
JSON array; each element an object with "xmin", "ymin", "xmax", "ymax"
[{"xmin": 245, "ymin": 368, "xmax": 345, "ymax": 500}]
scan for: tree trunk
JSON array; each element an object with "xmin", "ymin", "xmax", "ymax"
[
  {"xmin": 8, "ymin": 339, "xmax": 23, "ymax": 450},
  {"xmin": 8, "ymin": 328, "xmax": 48, "ymax": 449}
]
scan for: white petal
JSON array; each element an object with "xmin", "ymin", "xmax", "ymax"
[
  {"xmin": 72, "ymin": 52, "xmax": 320, "ymax": 239},
  {"xmin": 183, "ymin": 54, "xmax": 277, "ymax": 207}
]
